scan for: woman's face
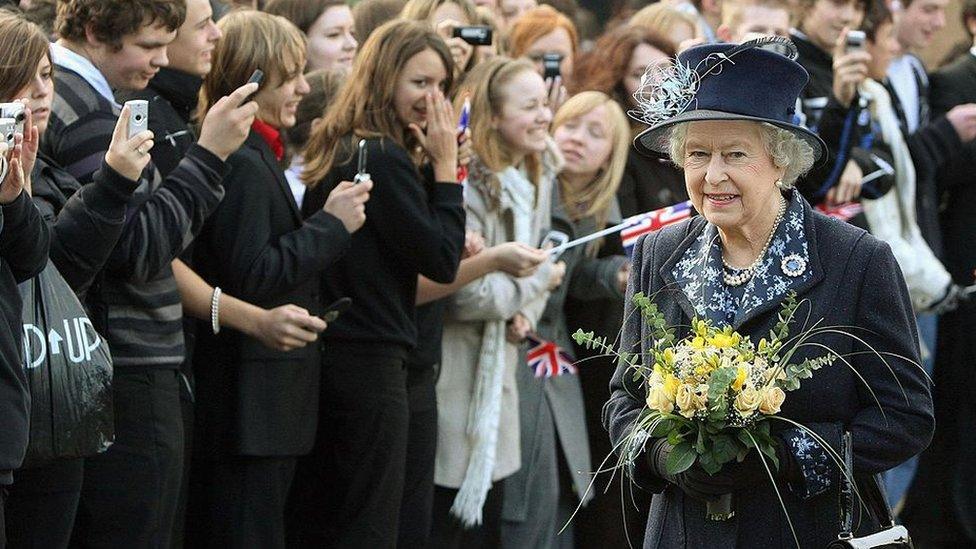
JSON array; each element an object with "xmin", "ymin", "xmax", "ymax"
[
  {"xmin": 623, "ymin": 43, "xmax": 671, "ymax": 110},
  {"xmin": 553, "ymin": 103, "xmax": 614, "ymax": 181},
  {"xmin": 306, "ymin": 5, "xmax": 358, "ymax": 72},
  {"xmin": 394, "ymin": 48, "xmax": 449, "ymax": 130},
  {"xmin": 682, "ymin": 120, "xmax": 785, "ymax": 231},
  {"xmin": 493, "ymin": 69, "xmax": 552, "ymax": 157},
  {"xmin": 432, "ymin": 2, "xmax": 475, "ymax": 74},
  {"xmin": 255, "ymin": 66, "xmax": 311, "ymax": 129},
  {"xmin": 525, "ymin": 27, "xmax": 574, "ymax": 83},
  {"xmin": 10, "ymin": 55, "xmax": 54, "ymax": 135},
  {"xmin": 866, "ymin": 21, "xmax": 898, "ymax": 80}
]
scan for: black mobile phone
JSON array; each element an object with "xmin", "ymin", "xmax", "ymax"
[
  {"xmin": 243, "ymin": 69, "xmax": 264, "ymax": 103},
  {"xmin": 322, "ymin": 297, "xmax": 352, "ymax": 323},
  {"xmin": 542, "ymin": 53, "xmax": 562, "ymax": 80},
  {"xmin": 452, "ymin": 26, "xmax": 493, "ymax": 46}
]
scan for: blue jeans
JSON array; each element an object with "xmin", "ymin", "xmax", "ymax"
[{"xmin": 884, "ymin": 313, "xmax": 936, "ymax": 512}]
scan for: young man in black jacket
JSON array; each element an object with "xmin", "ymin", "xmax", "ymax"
[
  {"xmin": 0, "ymin": 141, "xmax": 50, "ymax": 547},
  {"xmin": 42, "ymin": 1, "xmax": 258, "ymax": 545}
]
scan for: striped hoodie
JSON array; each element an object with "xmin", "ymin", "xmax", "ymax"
[{"xmin": 42, "ymin": 66, "xmax": 227, "ymax": 368}]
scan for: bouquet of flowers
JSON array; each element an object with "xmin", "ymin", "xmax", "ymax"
[{"xmin": 574, "ymin": 291, "xmax": 836, "ymax": 522}]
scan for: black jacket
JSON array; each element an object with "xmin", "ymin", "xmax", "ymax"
[
  {"xmin": 31, "ymin": 152, "xmax": 140, "ymax": 294},
  {"xmin": 0, "ymin": 192, "xmax": 50, "ymax": 483},
  {"xmin": 118, "ymin": 68, "xmax": 201, "ymax": 178},
  {"xmin": 191, "ymin": 130, "xmax": 351, "ymax": 456},
  {"xmin": 617, "ymin": 147, "xmax": 687, "ymax": 218},
  {"xmin": 303, "ymin": 137, "xmax": 465, "ymax": 359},
  {"xmin": 608, "ymin": 197, "xmax": 933, "ymax": 547},
  {"xmin": 901, "ymin": 52, "xmax": 976, "ymax": 543}
]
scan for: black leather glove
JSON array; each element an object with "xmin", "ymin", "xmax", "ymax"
[{"xmin": 646, "ymin": 437, "xmax": 799, "ymax": 501}]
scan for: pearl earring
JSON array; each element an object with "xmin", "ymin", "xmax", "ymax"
[{"xmin": 775, "ymin": 179, "xmax": 786, "ymax": 190}]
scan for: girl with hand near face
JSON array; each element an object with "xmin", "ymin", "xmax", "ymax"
[
  {"xmin": 431, "ymin": 57, "xmax": 560, "ymax": 547},
  {"xmin": 402, "ymin": 0, "xmax": 481, "ymax": 79},
  {"xmin": 289, "ymin": 20, "xmax": 467, "ymax": 549}
]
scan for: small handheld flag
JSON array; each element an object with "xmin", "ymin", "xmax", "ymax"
[
  {"xmin": 620, "ymin": 200, "xmax": 693, "ymax": 256},
  {"xmin": 815, "ymin": 201, "xmax": 863, "ymax": 222},
  {"xmin": 526, "ymin": 334, "xmax": 577, "ymax": 378},
  {"xmin": 456, "ymin": 97, "xmax": 471, "ymax": 185}
]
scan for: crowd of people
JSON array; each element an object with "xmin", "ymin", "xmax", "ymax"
[{"xmin": 0, "ymin": 0, "xmax": 973, "ymax": 547}]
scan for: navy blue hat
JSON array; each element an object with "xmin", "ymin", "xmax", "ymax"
[{"xmin": 631, "ymin": 39, "xmax": 826, "ymax": 160}]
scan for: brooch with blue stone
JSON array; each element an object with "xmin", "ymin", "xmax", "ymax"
[{"xmin": 781, "ymin": 254, "xmax": 807, "ymax": 277}]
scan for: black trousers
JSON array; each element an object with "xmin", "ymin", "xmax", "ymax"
[
  {"xmin": 5, "ymin": 458, "xmax": 84, "ymax": 548},
  {"xmin": 289, "ymin": 350, "xmax": 409, "ymax": 548},
  {"xmin": 429, "ymin": 482, "xmax": 505, "ymax": 549},
  {"xmin": 73, "ymin": 368, "xmax": 184, "ymax": 548},
  {"xmin": 1, "ymin": 483, "xmax": 7, "ymax": 548},
  {"xmin": 397, "ymin": 365, "xmax": 438, "ymax": 549}
]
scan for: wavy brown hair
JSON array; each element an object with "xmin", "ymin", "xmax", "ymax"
[
  {"xmin": 55, "ymin": 0, "xmax": 185, "ymax": 51},
  {"xmin": 572, "ymin": 23, "xmax": 674, "ymax": 107},
  {"xmin": 302, "ymin": 19, "xmax": 454, "ymax": 187},
  {"xmin": 0, "ymin": 11, "xmax": 50, "ymax": 102},
  {"xmin": 198, "ymin": 10, "xmax": 307, "ymax": 121}
]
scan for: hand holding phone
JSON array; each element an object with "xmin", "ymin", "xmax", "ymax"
[
  {"xmin": 244, "ymin": 69, "xmax": 265, "ymax": 104},
  {"xmin": 323, "ymin": 297, "xmax": 353, "ymax": 323}
]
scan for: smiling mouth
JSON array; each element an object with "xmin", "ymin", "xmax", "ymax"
[{"xmin": 705, "ymin": 193, "xmax": 740, "ymax": 205}]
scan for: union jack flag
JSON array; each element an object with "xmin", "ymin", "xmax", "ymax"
[
  {"xmin": 621, "ymin": 200, "xmax": 694, "ymax": 257},
  {"xmin": 526, "ymin": 334, "xmax": 577, "ymax": 378},
  {"xmin": 815, "ymin": 201, "xmax": 863, "ymax": 222}
]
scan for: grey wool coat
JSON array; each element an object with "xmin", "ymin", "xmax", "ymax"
[{"xmin": 606, "ymin": 193, "xmax": 934, "ymax": 548}]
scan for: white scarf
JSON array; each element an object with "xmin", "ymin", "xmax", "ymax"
[
  {"xmin": 450, "ymin": 164, "xmax": 538, "ymax": 526},
  {"xmin": 860, "ymin": 79, "xmax": 951, "ymax": 311}
]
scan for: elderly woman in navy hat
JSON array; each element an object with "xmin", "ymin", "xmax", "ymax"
[{"xmin": 605, "ymin": 40, "xmax": 934, "ymax": 547}]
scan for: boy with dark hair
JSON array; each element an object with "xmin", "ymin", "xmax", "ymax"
[{"xmin": 43, "ymin": 0, "xmax": 258, "ymax": 545}]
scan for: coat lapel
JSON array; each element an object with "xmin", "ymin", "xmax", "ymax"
[
  {"xmin": 659, "ymin": 193, "xmax": 825, "ymax": 329},
  {"xmin": 246, "ymin": 132, "xmax": 303, "ymax": 225}
]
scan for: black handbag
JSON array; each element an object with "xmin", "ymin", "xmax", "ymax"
[{"xmin": 826, "ymin": 432, "xmax": 913, "ymax": 549}]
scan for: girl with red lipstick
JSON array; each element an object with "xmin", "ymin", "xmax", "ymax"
[{"xmin": 290, "ymin": 20, "xmax": 466, "ymax": 548}]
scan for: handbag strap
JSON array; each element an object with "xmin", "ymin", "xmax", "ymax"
[{"xmin": 838, "ymin": 431, "xmax": 898, "ymax": 539}]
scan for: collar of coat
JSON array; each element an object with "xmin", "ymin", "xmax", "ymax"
[{"xmin": 660, "ymin": 191, "xmax": 824, "ymax": 330}]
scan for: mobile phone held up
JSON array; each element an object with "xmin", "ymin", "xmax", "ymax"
[
  {"xmin": 453, "ymin": 26, "xmax": 493, "ymax": 46},
  {"xmin": 0, "ymin": 103, "xmax": 25, "ymax": 134},
  {"xmin": 244, "ymin": 69, "xmax": 265, "ymax": 104},
  {"xmin": 124, "ymin": 100, "xmax": 149, "ymax": 139},
  {"xmin": 543, "ymin": 53, "xmax": 563, "ymax": 81},
  {"xmin": 540, "ymin": 230, "xmax": 570, "ymax": 261},
  {"xmin": 845, "ymin": 30, "xmax": 866, "ymax": 54}
]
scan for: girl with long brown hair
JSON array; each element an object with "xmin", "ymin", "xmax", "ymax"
[{"xmin": 288, "ymin": 19, "xmax": 466, "ymax": 548}]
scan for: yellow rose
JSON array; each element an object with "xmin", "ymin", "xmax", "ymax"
[
  {"xmin": 663, "ymin": 373, "xmax": 679, "ymax": 398},
  {"xmin": 732, "ymin": 365, "xmax": 748, "ymax": 392},
  {"xmin": 647, "ymin": 385, "xmax": 675, "ymax": 414},
  {"xmin": 676, "ymin": 383, "xmax": 705, "ymax": 418},
  {"xmin": 759, "ymin": 386, "xmax": 786, "ymax": 415},
  {"xmin": 734, "ymin": 386, "xmax": 762, "ymax": 417}
]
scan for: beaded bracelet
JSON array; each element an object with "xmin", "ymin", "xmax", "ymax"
[{"xmin": 210, "ymin": 287, "xmax": 222, "ymax": 334}]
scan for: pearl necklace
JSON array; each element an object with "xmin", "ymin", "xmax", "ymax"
[{"xmin": 721, "ymin": 197, "xmax": 787, "ymax": 287}]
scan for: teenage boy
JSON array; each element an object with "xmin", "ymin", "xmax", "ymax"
[
  {"xmin": 716, "ymin": 0, "xmax": 791, "ymax": 42},
  {"xmin": 43, "ymin": 0, "xmax": 258, "ymax": 545}
]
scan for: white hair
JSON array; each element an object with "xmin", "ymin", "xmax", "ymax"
[{"xmin": 667, "ymin": 121, "xmax": 816, "ymax": 187}]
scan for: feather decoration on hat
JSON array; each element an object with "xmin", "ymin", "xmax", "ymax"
[{"xmin": 629, "ymin": 36, "xmax": 799, "ymax": 129}]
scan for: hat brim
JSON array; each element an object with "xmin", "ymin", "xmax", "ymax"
[{"xmin": 633, "ymin": 109, "xmax": 827, "ymax": 164}]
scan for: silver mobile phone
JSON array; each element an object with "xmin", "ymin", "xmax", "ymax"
[
  {"xmin": 0, "ymin": 103, "xmax": 25, "ymax": 134},
  {"xmin": 354, "ymin": 139, "xmax": 370, "ymax": 184},
  {"xmin": 541, "ymin": 230, "xmax": 570, "ymax": 261},
  {"xmin": 845, "ymin": 30, "xmax": 866, "ymax": 54},
  {"xmin": 125, "ymin": 100, "xmax": 149, "ymax": 138},
  {"xmin": 0, "ymin": 118, "xmax": 16, "ymax": 146}
]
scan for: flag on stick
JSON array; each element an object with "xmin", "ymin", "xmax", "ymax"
[{"xmin": 526, "ymin": 334, "xmax": 577, "ymax": 378}]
